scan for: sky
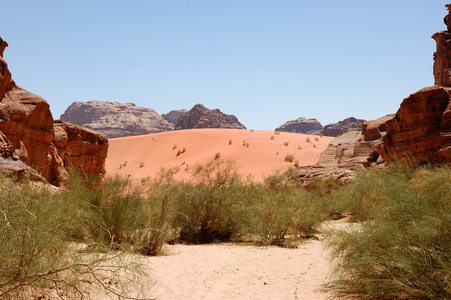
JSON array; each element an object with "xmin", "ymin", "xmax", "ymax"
[{"xmin": 0, "ymin": 1, "xmax": 449, "ymax": 130}]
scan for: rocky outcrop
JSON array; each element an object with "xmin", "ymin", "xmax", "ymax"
[
  {"xmin": 61, "ymin": 101, "xmax": 174, "ymax": 139},
  {"xmin": 175, "ymin": 104, "xmax": 246, "ymax": 130},
  {"xmin": 297, "ymin": 115, "xmax": 393, "ymax": 186},
  {"xmin": 54, "ymin": 121, "xmax": 108, "ymax": 178},
  {"xmin": 0, "ymin": 36, "xmax": 107, "ymax": 185},
  {"xmin": 322, "ymin": 117, "xmax": 366, "ymax": 137},
  {"xmin": 379, "ymin": 86, "xmax": 451, "ymax": 163},
  {"xmin": 274, "ymin": 117, "xmax": 323, "ymax": 135},
  {"xmin": 432, "ymin": 4, "xmax": 451, "ymax": 87},
  {"xmin": 162, "ymin": 109, "xmax": 188, "ymax": 125}
]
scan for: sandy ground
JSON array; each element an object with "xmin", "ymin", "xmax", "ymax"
[
  {"xmin": 141, "ymin": 241, "xmax": 332, "ymax": 300},
  {"xmin": 106, "ymin": 129, "xmax": 333, "ymax": 182},
  {"xmin": 90, "ymin": 219, "xmax": 355, "ymax": 300}
]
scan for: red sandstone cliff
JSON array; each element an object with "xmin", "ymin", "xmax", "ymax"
[{"xmin": 0, "ymin": 36, "xmax": 108, "ymax": 185}]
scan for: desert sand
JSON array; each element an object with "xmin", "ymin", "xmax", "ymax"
[
  {"xmin": 91, "ymin": 220, "xmax": 352, "ymax": 300},
  {"xmin": 106, "ymin": 128, "xmax": 333, "ymax": 182},
  {"xmin": 101, "ymin": 129, "xmax": 337, "ymax": 300}
]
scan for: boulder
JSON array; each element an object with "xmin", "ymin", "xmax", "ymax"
[
  {"xmin": 61, "ymin": 101, "xmax": 174, "ymax": 138},
  {"xmin": 0, "ymin": 35, "xmax": 108, "ymax": 185},
  {"xmin": 162, "ymin": 109, "xmax": 188, "ymax": 125},
  {"xmin": 379, "ymin": 86, "xmax": 451, "ymax": 163},
  {"xmin": 322, "ymin": 117, "xmax": 366, "ymax": 137},
  {"xmin": 175, "ymin": 103, "xmax": 246, "ymax": 130},
  {"xmin": 274, "ymin": 117, "xmax": 323, "ymax": 135}
]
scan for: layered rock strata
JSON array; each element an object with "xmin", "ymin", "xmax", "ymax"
[
  {"xmin": 175, "ymin": 103, "xmax": 246, "ymax": 130},
  {"xmin": 61, "ymin": 101, "xmax": 174, "ymax": 138},
  {"xmin": 379, "ymin": 86, "xmax": 451, "ymax": 163},
  {"xmin": 0, "ymin": 36, "xmax": 107, "ymax": 185}
]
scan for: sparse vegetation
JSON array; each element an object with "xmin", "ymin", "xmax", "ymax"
[
  {"xmin": 228, "ymin": 139, "xmax": 232, "ymax": 145},
  {"xmin": 271, "ymin": 135, "xmax": 274, "ymax": 140},
  {"xmin": 3, "ymin": 155, "xmax": 449, "ymax": 300},
  {"xmin": 176, "ymin": 147, "xmax": 187, "ymax": 156},
  {"xmin": 274, "ymin": 131, "xmax": 281, "ymax": 135},
  {"xmin": 284, "ymin": 154, "xmax": 294, "ymax": 163},
  {"xmin": 306, "ymin": 137, "xmax": 310, "ymax": 143},
  {"xmin": 173, "ymin": 144, "xmax": 177, "ymax": 150},
  {"xmin": 139, "ymin": 161, "xmax": 145, "ymax": 168},
  {"xmin": 327, "ymin": 163, "xmax": 451, "ymax": 300},
  {"xmin": 315, "ymin": 137, "xmax": 319, "ymax": 141},
  {"xmin": 284, "ymin": 141, "xmax": 289, "ymax": 146}
]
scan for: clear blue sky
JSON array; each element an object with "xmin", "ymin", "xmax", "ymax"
[{"xmin": 0, "ymin": 1, "xmax": 448, "ymax": 130}]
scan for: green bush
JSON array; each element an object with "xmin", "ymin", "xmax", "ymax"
[
  {"xmin": 0, "ymin": 176, "xmax": 146, "ymax": 299},
  {"xmin": 171, "ymin": 159, "xmax": 244, "ymax": 243},
  {"xmin": 327, "ymin": 163, "xmax": 451, "ymax": 299}
]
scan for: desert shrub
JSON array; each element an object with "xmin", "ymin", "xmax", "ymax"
[
  {"xmin": 238, "ymin": 183, "xmax": 299, "ymax": 245},
  {"xmin": 327, "ymin": 163, "xmax": 451, "ymax": 299},
  {"xmin": 62, "ymin": 171, "xmax": 170, "ymax": 256},
  {"xmin": 285, "ymin": 154, "xmax": 294, "ymax": 162},
  {"xmin": 171, "ymin": 159, "xmax": 244, "ymax": 243},
  {"xmin": 284, "ymin": 141, "xmax": 289, "ymax": 146},
  {"xmin": 136, "ymin": 168, "xmax": 178, "ymax": 255},
  {"xmin": 0, "ymin": 176, "xmax": 146, "ymax": 299},
  {"xmin": 84, "ymin": 176, "xmax": 146, "ymax": 248},
  {"xmin": 239, "ymin": 172, "xmax": 329, "ymax": 245}
]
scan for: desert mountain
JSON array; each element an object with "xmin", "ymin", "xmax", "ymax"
[
  {"xmin": 61, "ymin": 101, "xmax": 174, "ymax": 139},
  {"xmin": 162, "ymin": 109, "xmax": 188, "ymax": 125},
  {"xmin": 322, "ymin": 117, "xmax": 366, "ymax": 137},
  {"xmin": 175, "ymin": 103, "xmax": 246, "ymax": 130},
  {"xmin": 274, "ymin": 117, "xmax": 323, "ymax": 135},
  {"xmin": 0, "ymin": 36, "xmax": 107, "ymax": 186}
]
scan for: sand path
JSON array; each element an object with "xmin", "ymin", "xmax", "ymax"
[{"xmin": 143, "ymin": 239, "xmax": 332, "ymax": 300}]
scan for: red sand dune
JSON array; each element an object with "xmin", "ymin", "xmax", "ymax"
[{"xmin": 106, "ymin": 129, "xmax": 333, "ymax": 182}]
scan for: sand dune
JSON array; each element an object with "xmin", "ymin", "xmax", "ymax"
[{"xmin": 106, "ymin": 129, "xmax": 333, "ymax": 181}]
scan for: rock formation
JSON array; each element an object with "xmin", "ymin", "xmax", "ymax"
[
  {"xmin": 162, "ymin": 109, "xmax": 188, "ymax": 125},
  {"xmin": 0, "ymin": 36, "xmax": 108, "ymax": 186},
  {"xmin": 433, "ymin": 4, "xmax": 451, "ymax": 86},
  {"xmin": 297, "ymin": 115, "xmax": 393, "ymax": 186},
  {"xmin": 322, "ymin": 117, "xmax": 366, "ymax": 137},
  {"xmin": 274, "ymin": 117, "xmax": 323, "ymax": 135},
  {"xmin": 379, "ymin": 86, "xmax": 451, "ymax": 163},
  {"xmin": 377, "ymin": 5, "xmax": 451, "ymax": 164},
  {"xmin": 175, "ymin": 103, "xmax": 246, "ymax": 130},
  {"xmin": 61, "ymin": 101, "xmax": 174, "ymax": 139}
]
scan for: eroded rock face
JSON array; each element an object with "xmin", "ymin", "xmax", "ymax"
[
  {"xmin": 0, "ymin": 36, "xmax": 108, "ymax": 185},
  {"xmin": 175, "ymin": 103, "xmax": 246, "ymax": 130},
  {"xmin": 297, "ymin": 115, "xmax": 392, "ymax": 186},
  {"xmin": 379, "ymin": 86, "xmax": 451, "ymax": 163},
  {"xmin": 0, "ymin": 38, "xmax": 15, "ymax": 101},
  {"xmin": 162, "ymin": 109, "xmax": 188, "ymax": 125},
  {"xmin": 433, "ymin": 4, "xmax": 451, "ymax": 86},
  {"xmin": 322, "ymin": 117, "xmax": 366, "ymax": 137},
  {"xmin": 54, "ymin": 121, "xmax": 108, "ymax": 179},
  {"xmin": 61, "ymin": 101, "xmax": 174, "ymax": 138},
  {"xmin": 274, "ymin": 117, "xmax": 323, "ymax": 135}
]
